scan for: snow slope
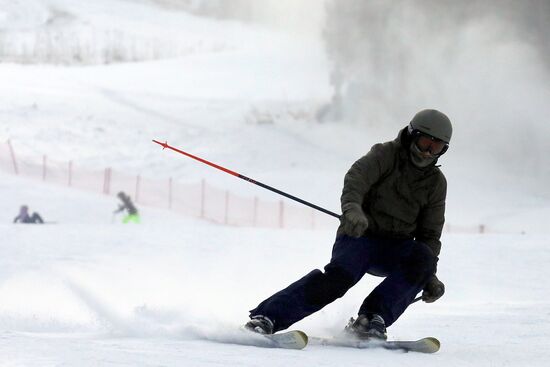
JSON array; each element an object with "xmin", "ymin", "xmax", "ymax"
[
  {"xmin": 2, "ymin": 171, "xmax": 550, "ymax": 366},
  {"xmin": 1, "ymin": 1, "xmax": 550, "ymax": 366}
]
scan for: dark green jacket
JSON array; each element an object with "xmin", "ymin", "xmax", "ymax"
[{"xmin": 337, "ymin": 128, "xmax": 447, "ymax": 258}]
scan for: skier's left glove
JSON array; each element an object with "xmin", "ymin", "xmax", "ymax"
[{"xmin": 422, "ymin": 275, "xmax": 445, "ymax": 303}]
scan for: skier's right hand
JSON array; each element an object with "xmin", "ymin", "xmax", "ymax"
[
  {"xmin": 422, "ymin": 275, "xmax": 445, "ymax": 303},
  {"xmin": 341, "ymin": 203, "xmax": 369, "ymax": 238}
]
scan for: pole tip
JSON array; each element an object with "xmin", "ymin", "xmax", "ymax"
[{"xmin": 152, "ymin": 139, "xmax": 169, "ymax": 149}]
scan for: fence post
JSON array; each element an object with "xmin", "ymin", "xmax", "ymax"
[
  {"xmin": 103, "ymin": 168, "xmax": 111, "ymax": 195},
  {"xmin": 279, "ymin": 200, "xmax": 284, "ymax": 229},
  {"xmin": 168, "ymin": 177, "xmax": 173, "ymax": 209},
  {"xmin": 224, "ymin": 190, "xmax": 229, "ymax": 225},
  {"xmin": 200, "ymin": 179, "xmax": 206, "ymax": 219},
  {"xmin": 253, "ymin": 196, "xmax": 259, "ymax": 227},
  {"xmin": 7, "ymin": 139, "xmax": 18, "ymax": 175},
  {"xmin": 135, "ymin": 174, "xmax": 141, "ymax": 203},
  {"xmin": 68, "ymin": 160, "xmax": 73, "ymax": 187},
  {"xmin": 42, "ymin": 155, "xmax": 47, "ymax": 181}
]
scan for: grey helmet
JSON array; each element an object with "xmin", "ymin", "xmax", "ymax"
[{"xmin": 408, "ymin": 109, "xmax": 452, "ymax": 143}]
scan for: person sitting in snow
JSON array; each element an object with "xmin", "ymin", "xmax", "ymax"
[
  {"xmin": 13, "ymin": 205, "xmax": 44, "ymax": 224},
  {"xmin": 113, "ymin": 191, "xmax": 140, "ymax": 224},
  {"xmin": 245, "ymin": 109, "xmax": 450, "ymax": 340}
]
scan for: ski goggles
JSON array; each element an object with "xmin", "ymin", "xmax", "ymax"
[{"xmin": 412, "ymin": 132, "xmax": 449, "ymax": 156}]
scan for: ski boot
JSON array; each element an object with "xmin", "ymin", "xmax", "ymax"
[
  {"xmin": 344, "ymin": 314, "xmax": 387, "ymax": 340},
  {"xmin": 245, "ymin": 315, "xmax": 274, "ymax": 335}
]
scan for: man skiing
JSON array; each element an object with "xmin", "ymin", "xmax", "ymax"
[
  {"xmin": 13, "ymin": 205, "xmax": 44, "ymax": 224},
  {"xmin": 245, "ymin": 109, "xmax": 451, "ymax": 340},
  {"xmin": 113, "ymin": 191, "xmax": 140, "ymax": 223}
]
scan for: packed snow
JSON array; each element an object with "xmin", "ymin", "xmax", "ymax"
[
  {"xmin": 1, "ymin": 1, "xmax": 549, "ymax": 366},
  {"xmin": 2, "ymin": 168, "xmax": 550, "ymax": 366}
]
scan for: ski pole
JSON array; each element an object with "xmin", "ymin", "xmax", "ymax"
[{"xmin": 152, "ymin": 140, "xmax": 341, "ymax": 219}]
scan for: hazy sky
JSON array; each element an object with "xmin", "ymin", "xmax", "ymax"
[{"xmin": 317, "ymin": 0, "xmax": 550, "ymax": 183}]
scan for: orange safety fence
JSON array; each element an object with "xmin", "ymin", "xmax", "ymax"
[{"xmin": 1, "ymin": 140, "xmax": 336, "ymax": 230}]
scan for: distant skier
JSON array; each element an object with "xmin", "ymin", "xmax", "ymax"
[
  {"xmin": 13, "ymin": 205, "xmax": 44, "ymax": 224},
  {"xmin": 245, "ymin": 109, "xmax": 451, "ymax": 340},
  {"xmin": 113, "ymin": 191, "xmax": 140, "ymax": 224}
]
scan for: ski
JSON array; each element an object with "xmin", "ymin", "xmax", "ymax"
[
  {"xmin": 202, "ymin": 329, "xmax": 308, "ymax": 350},
  {"xmin": 309, "ymin": 336, "xmax": 440, "ymax": 353}
]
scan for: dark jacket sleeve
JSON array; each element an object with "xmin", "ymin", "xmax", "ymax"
[
  {"xmin": 416, "ymin": 174, "xmax": 447, "ymax": 257},
  {"xmin": 341, "ymin": 143, "xmax": 394, "ymax": 213}
]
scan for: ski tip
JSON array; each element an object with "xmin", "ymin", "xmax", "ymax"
[
  {"xmin": 296, "ymin": 330, "xmax": 308, "ymax": 344},
  {"xmin": 269, "ymin": 330, "xmax": 308, "ymax": 350},
  {"xmin": 422, "ymin": 337, "xmax": 441, "ymax": 353}
]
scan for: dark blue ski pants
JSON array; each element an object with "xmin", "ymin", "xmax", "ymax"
[{"xmin": 249, "ymin": 235, "xmax": 437, "ymax": 332}]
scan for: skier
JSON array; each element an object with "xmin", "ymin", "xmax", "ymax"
[
  {"xmin": 13, "ymin": 205, "xmax": 44, "ymax": 224},
  {"xmin": 245, "ymin": 109, "xmax": 451, "ymax": 340},
  {"xmin": 113, "ymin": 191, "xmax": 140, "ymax": 223}
]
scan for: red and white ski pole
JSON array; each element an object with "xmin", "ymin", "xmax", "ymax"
[{"xmin": 152, "ymin": 140, "xmax": 341, "ymax": 219}]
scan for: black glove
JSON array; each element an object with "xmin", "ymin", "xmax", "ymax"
[
  {"xmin": 341, "ymin": 203, "xmax": 369, "ymax": 238},
  {"xmin": 422, "ymin": 275, "xmax": 445, "ymax": 303}
]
